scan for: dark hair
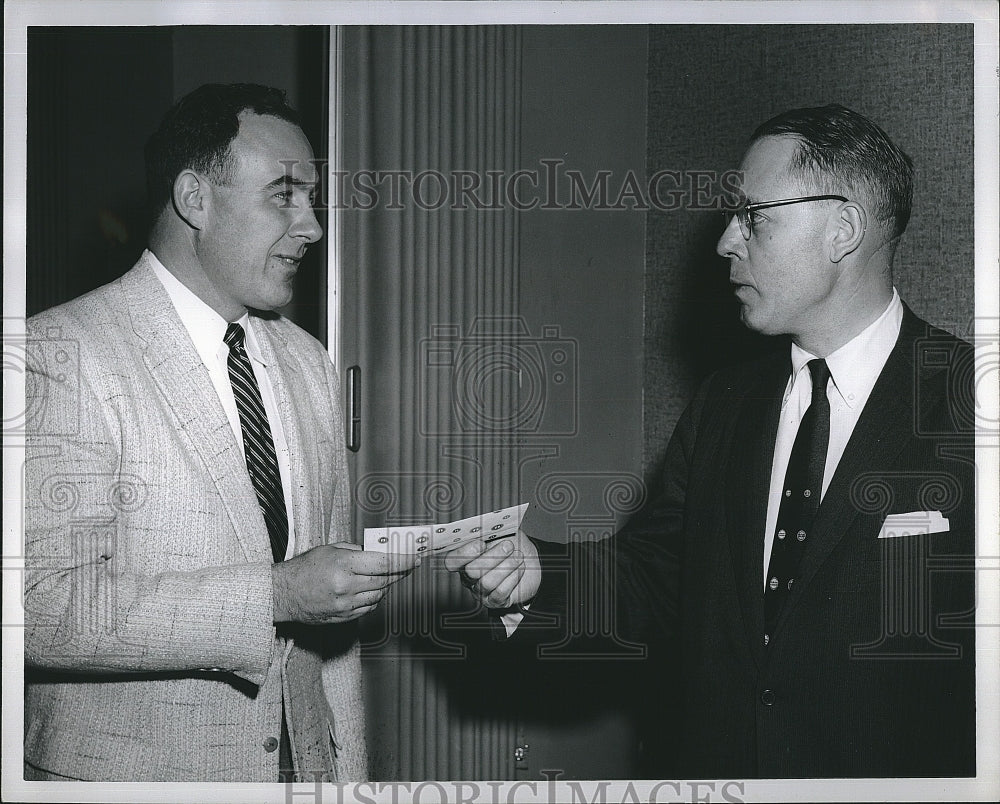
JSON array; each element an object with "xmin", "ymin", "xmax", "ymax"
[
  {"xmin": 144, "ymin": 83, "xmax": 300, "ymax": 213},
  {"xmin": 750, "ymin": 104, "xmax": 914, "ymax": 240}
]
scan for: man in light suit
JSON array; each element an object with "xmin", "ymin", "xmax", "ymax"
[
  {"xmin": 23, "ymin": 84, "xmax": 416, "ymax": 782},
  {"xmin": 446, "ymin": 105, "xmax": 976, "ymax": 777}
]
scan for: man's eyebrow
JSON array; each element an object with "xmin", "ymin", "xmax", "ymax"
[{"xmin": 263, "ymin": 176, "xmax": 317, "ymax": 190}]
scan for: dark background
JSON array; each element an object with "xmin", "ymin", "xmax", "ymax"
[{"xmin": 27, "ymin": 26, "xmax": 329, "ymax": 336}]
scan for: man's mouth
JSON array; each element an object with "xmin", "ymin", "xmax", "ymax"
[{"xmin": 273, "ymin": 254, "xmax": 304, "ymax": 267}]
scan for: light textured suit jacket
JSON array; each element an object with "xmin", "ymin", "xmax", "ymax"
[
  {"xmin": 24, "ymin": 253, "xmax": 367, "ymax": 782},
  {"xmin": 518, "ymin": 306, "xmax": 976, "ymax": 778}
]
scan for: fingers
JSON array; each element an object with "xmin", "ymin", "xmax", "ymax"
[
  {"xmin": 352, "ymin": 587, "xmax": 388, "ymax": 611},
  {"xmin": 338, "ymin": 561, "xmax": 412, "ymax": 599},
  {"xmin": 295, "ymin": 537, "xmax": 534, "ymax": 622},
  {"xmin": 444, "ymin": 540, "xmax": 487, "ymax": 572},
  {"xmin": 458, "ymin": 538, "xmax": 517, "ymax": 579},
  {"xmin": 443, "ymin": 531, "xmax": 541, "ymax": 608},
  {"xmin": 330, "ymin": 543, "xmax": 421, "ymax": 576},
  {"xmin": 318, "ymin": 572, "xmax": 392, "ymax": 623},
  {"xmin": 456, "ymin": 540, "xmax": 526, "ymax": 605},
  {"xmin": 478, "ymin": 558, "xmax": 525, "ymax": 608}
]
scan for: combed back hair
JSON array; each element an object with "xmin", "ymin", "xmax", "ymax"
[
  {"xmin": 145, "ymin": 83, "xmax": 300, "ymax": 214},
  {"xmin": 750, "ymin": 104, "xmax": 914, "ymax": 241}
]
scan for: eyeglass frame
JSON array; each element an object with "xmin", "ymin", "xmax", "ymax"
[{"xmin": 723, "ymin": 194, "xmax": 850, "ymax": 241}]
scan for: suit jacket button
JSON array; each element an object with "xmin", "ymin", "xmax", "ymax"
[
  {"xmin": 263, "ymin": 736, "xmax": 280, "ymax": 752},
  {"xmin": 760, "ymin": 689, "xmax": 776, "ymax": 706}
]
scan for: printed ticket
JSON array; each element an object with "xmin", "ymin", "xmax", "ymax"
[{"xmin": 363, "ymin": 503, "xmax": 529, "ymax": 555}]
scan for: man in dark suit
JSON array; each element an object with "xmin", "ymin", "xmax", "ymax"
[{"xmin": 445, "ymin": 104, "xmax": 976, "ymax": 778}]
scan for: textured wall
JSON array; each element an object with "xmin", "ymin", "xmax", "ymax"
[{"xmin": 643, "ymin": 24, "xmax": 975, "ymax": 476}]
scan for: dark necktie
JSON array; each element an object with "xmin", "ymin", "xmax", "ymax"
[
  {"xmin": 764, "ymin": 358, "xmax": 831, "ymax": 640},
  {"xmin": 224, "ymin": 322, "xmax": 289, "ymax": 563}
]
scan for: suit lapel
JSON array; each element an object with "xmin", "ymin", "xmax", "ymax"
[
  {"xmin": 770, "ymin": 307, "xmax": 923, "ymax": 637},
  {"xmin": 254, "ymin": 321, "xmax": 338, "ymax": 777},
  {"xmin": 120, "ymin": 255, "xmax": 270, "ymax": 563},
  {"xmin": 253, "ymin": 321, "xmax": 322, "ymax": 555},
  {"xmin": 726, "ymin": 353, "xmax": 788, "ymax": 668}
]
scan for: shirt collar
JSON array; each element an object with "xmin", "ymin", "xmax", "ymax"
[
  {"xmin": 147, "ymin": 249, "xmax": 267, "ymax": 367},
  {"xmin": 789, "ymin": 287, "xmax": 903, "ymax": 410}
]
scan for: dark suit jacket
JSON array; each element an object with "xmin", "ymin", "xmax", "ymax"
[{"xmin": 515, "ymin": 306, "xmax": 976, "ymax": 778}]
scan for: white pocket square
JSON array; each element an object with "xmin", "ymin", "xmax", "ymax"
[{"xmin": 878, "ymin": 511, "xmax": 950, "ymax": 539}]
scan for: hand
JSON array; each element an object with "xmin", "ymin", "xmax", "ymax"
[
  {"xmin": 272, "ymin": 542, "xmax": 418, "ymax": 624},
  {"xmin": 444, "ymin": 531, "xmax": 540, "ymax": 609}
]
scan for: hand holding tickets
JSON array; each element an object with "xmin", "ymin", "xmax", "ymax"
[
  {"xmin": 271, "ymin": 542, "xmax": 419, "ymax": 624},
  {"xmin": 365, "ymin": 503, "xmax": 540, "ymax": 610},
  {"xmin": 444, "ymin": 527, "xmax": 541, "ymax": 610},
  {"xmin": 363, "ymin": 503, "xmax": 530, "ymax": 556}
]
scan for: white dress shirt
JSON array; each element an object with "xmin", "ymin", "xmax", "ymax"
[
  {"xmin": 149, "ymin": 250, "xmax": 296, "ymax": 559},
  {"xmin": 762, "ymin": 288, "xmax": 903, "ymax": 584}
]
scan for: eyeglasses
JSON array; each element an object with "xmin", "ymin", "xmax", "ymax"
[{"xmin": 723, "ymin": 195, "xmax": 849, "ymax": 241}]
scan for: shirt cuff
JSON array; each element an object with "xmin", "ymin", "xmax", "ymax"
[{"xmin": 498, "ymin": 604, "xmax": 530, "ymax": 638}]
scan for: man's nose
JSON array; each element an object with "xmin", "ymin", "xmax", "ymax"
[
  {"xmin": 291, "ymin": 204, "xmax": 323, "ymax": 243},
  {"xmin": 716, "ymin": 215, "xmax": 745, "ymax": 259}
]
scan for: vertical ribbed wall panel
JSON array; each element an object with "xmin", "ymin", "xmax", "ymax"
[{"xmin": 341, "ymin": 26, "xmax": 522, "ymax": 781}]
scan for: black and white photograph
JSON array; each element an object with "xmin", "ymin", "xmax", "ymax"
[{"xmin": 3, "ymin": 2, "xmax": 998, "ymax": 803}]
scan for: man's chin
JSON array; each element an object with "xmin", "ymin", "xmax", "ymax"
[
  {"xmin": 738, "ymin": 305, "xmax": 772, "ymax": 335},
  {"xmin": 268, "ymin": 281, "xmax": 296, "ymax": 309},
  {"xmin": 248, "ymin": 291, "xmax": 294, "ymax": 315}
]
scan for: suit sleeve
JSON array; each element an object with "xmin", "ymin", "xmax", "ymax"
[
  {"xmin": 23, "ymin": 318, "xmax": 276, "ymax": 684},
  {"xmin": 511, "ymin": 376, "xmax": 710, "ymax": 650}
]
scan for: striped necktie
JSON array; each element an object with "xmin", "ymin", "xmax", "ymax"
[
  {"xmin": 764, "ymin": 358, "xmax": 831, "ymax": 641},
  {"xmin": 224, "ymin": 322, "xmax": 289, "ymax": 563}
]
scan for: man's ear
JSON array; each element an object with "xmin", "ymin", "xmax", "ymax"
[
  {"xmin": 171, "ymin": 170, "xmax": 208, "ymax": 230},
  {"xmin": 828, "ymin": 201, "xmax": 866, "ymax": 263}
]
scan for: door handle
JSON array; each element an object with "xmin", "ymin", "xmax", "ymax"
[{"xmin": 346, "ymin": 365, "xmax": 361, "ymax": 452}]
